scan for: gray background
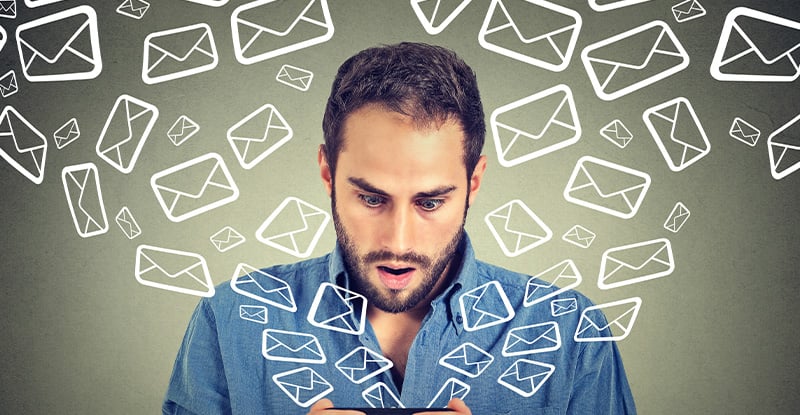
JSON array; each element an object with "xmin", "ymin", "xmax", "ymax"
[{"xmin": 1, "ymin": 0, "xmax": 799, "ymax": 413}]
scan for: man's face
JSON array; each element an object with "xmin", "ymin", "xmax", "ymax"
[{"xmin": 319, "ymin": 104, "xmax": 486, "ymax": 313}]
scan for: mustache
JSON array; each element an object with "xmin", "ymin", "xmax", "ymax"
[{"xmin": 363, "ymin": 250, "xmax": 431, "ymax": 268}]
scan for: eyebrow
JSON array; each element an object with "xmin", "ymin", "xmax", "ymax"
[{"xmin": 347, "ymin": 177, "xmax": 457, "ymax": 199}]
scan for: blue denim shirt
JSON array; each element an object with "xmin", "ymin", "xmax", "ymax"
[{"xmin": 163, "ymin": 236, "xmax": 636, "ymax": 414}]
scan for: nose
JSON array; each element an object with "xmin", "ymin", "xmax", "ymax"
[{"xmin": 383, "ymin": 204, "xmax": 415, "ymax": 254}]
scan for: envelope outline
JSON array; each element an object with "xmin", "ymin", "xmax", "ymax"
[
  {"xmin": 588, "ymin": 0, "xmax": 653, "ymax": 12},
  {"xmin": 210, "ymin": 226, "xmax": 246, "ymax": 252},
  {"xmin": 54, "ymin": 118, "xmax": 80, "ymax": 149},
  {"xmin": 563, "ymin": 155, "xmax": 652, "ymax": 219},
  {"xmin": 600, "ymin": 119, "xmax": 633, "ymax": 148},
  {"xmin": 167, "ymin": 115, "xmax": 200, "ymax": 146},
  {"xmin": 61, "ymin": 163, "xmax": 108, "ymax": 237},
  {"xmin": 768, "ymin": 113, "xmax": 800, "ymax": 180},
  {"xmin": 150, "ymin": 152, "xmax": 240, "ymax": 222},
  {"xmin": 134, "ymin": 244, "xmax": 215, "ymax": 297},
  {"xmin": 672, "ymin": 0, "xmax": 705, "ymax": 23},
  {"xmin": 142, "ymin": 23, "xmax": 218, "ymax": 84},
  {"xmin": 23, "ymin": 0, "xmax": 63, "ymax": 7},
  {"xmin": 550, "ymin": 298, "xmax": 578, "ymax": 317},
  {"xmin": 256, "ymin": 196, "xmax": 330, "ymax": 258},
  {"xmin": 479, "ymin": 0, "xmax": 582, "ymax": 72},
  {"xmin": 491, "ymin": 84, "xmax": 581, "ymax": 167},
  {"xmin": 262, "ymin": 328, "xmax": 326, "ymax": 363},
  {"xmin": 227, "ymin": 103, "xmax": 293, "ymax": 169},
  {"xmin": 96, "ymin": 94, "xmax": 159, "ymax": 174},
  {"xmin": 599, "ymin": 238, "xmax": 674, "ymax": 289},
  {"xmin": 459, "ymin": 280, "xmax": 515, "ymax": 332},
  {"xmin": 575, "ymin": 297, "xmax": 641, "ymax": 342},
  {"xmin": 664, "ymin": 202, "xmax": 690, "ymax": 233},
  {"xmin": 0, "ymin": 106, "xmax": 48, "ymax": 184},
  {"xmin": 562, "ymin": 224, "xmax": 596, "ymax": 249},
  {"xmin": 362, "ymin": 382, "xmax": 404, "ymax": 408},
  {"xmin": 335, "ymin": 346, "xmax": 393, "ymax": 384},
  {"xmin": 116, "ymin": 0, "xmax": 149, "ymax": 19},
  {"xmin": 428, "ymin": 378, "xmax": 470, "ymax": 408},
  {"xmin": 502, "ymin": 321, "xmax": 561, "ymax": 357},
  {"xmin": 729, "ymin": 117, "xmax": 760, "ymax": 147},
  {"xmin": 497, "ymin": 359, "xmax": 555, "ymax": 398},
  {"xmin": 230, "ymin": 263, "xmax": 297, "ymax": 312},
  {"xmin": 307, "ymin": 282, "xmax": 367, "ymax": 335},
  {"xmin": 485, "ymin": 199, "xmax": 553, "ymax": 257},
  {"xmin": 710, "ymin": 7, "xmax": 800, "ymax": 82},
  {"xmin": 276, "ymin": 64, "xmax": 314, "ymax": 91},
  {"xmin": 231, "ymin": 0, "xmax": 335, "ymax": 65},
  {"xmin": 524, "ymin": 259, "xmax": 582, "ymax": 307},
  {"xmin": 0, "ymin": 0, "xmax": 16, "ymax": 19},
  {"xmin": 115, "ymin": 206, "xmax": 141, "ymax": 239},
  {"xmin": 239, "ymin": 304, "xmax": 268, "ymax": 324},
  {"xmin": 184, "ymin": 0, "xmax": 229, "ymax": 6},
  {"xmin": 643, "ymin": 97, "xmax": 711, "ymax": 172},
  {"xmin": 438, "ymin": 342, "xmax": 494, "ymax": 378},
  {"xmin": 411, "ymin": 0, "xmax": 472, "ymax": 35},
  {"xmin": 16, "ymin": 5, "xmax": 103, "ymax": 82},
  {"xmin": 581, "ymin": 20, "xmax": 690, "ymax": 100},
  {"xmin": 0, "ymin": 69, "xmax": 17, "ymax": 98},
  {"xmin": 272, "ymin": 366, "xmax": 333, "ymax": 408}
]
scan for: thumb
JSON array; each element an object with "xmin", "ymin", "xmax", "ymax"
[{"xmin": 447, "ymin": 398, "xmax": 471, "ymax": 414}]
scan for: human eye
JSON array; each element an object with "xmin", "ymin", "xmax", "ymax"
[
  {"xmin": 416, "ymin": 198, "xmax": 445, "ymax": 212},
  {"xmin": 358, "ymin": 194, "xmax": 386, "ymax": 208}
]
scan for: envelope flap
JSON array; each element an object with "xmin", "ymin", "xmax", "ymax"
[
  {"xmin": 237, "ymin": 0, "xmax": 320, "ymax": 36},
  {"xmin": 55, "ymin": 119, "xmax": 79, "ymax": 137},
  {"xmin": 1, "ymin": 109, "xmax": 46, "ymax": 152},
  {"xmin": 414, "ymin": 0, "xmax": 464, "ymax": 27},
  {"xmin": 770, "ymin": 118, "xmax": 800, "ymax": 148},
  {"xmin": 506, "ymin": 202, "xmax": 545, "ymax": 236},
  {"xmin": 581, "ymin": 159, "xmax": 647, "ymax": 197},
  {"xmin": 735, "ymin": 13, "xmax": 800, "ymax": 62},
  {"xmin": 266, "ymin": 330, "xmax": 317, "ymax": 353},
  {"xmin": 19, "ymin": 11, "xmax": 91, "ymax": 62},
  {"xmin": 670, "ymin": 101, "xmax": 707, "ymax": 149},
  {"xmin": 732, "ymin": 119, "xmax": 759, "ymax": 137},
  {"xmin": 492, "ymin": 0, "xmax": 577, "ymax": 43},
  {"xmin": 607, "ymin": 240, "xmax": 669, "ymax": 269},
  {"xmin": 148, "ymin": 25, "xmax": 212, "ymax": 61},
  {"xmin": 495, "ymin": 91, "xmax": 571, "ymax": 139},
  {"xmin": 139, "ymin": 247, "xmax": 203, "ymax": 277},
  {"xmin": 515, "ymin": 360, "xmax": 551, "ymax": 381},
  {"xmin": 278, "ymin": 368, "xmax": 316, "ymax": 390},
  {"xmin": 588, "ymin": 24, "xmax": 665, "ymax": 68},
  {"xmin": 154, "ymin": 156, "xmax": 221, "ymax": 197}
]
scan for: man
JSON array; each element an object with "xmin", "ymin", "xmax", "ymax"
[{"xmin": 163, "ymin": 42, "xmax": 636, "ymax": 414}]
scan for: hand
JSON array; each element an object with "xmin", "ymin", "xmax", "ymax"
[
  {"xmin": 414, "ymin": 398, "xmax": 471, "ymax": 415},
  {"xmin": 306, "ymin": 398, "xmax": 365, "ymax": 415}
]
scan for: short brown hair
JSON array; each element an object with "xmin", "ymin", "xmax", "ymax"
[{"xmin": 322, "ymin": 42, "xmax": 485, "ymax": 178}]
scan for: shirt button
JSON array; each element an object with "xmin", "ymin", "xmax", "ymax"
[{"xmin": 455, "ymin": 313, "xmax": 463, "ymax": 324}]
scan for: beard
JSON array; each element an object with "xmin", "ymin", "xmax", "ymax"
[{"xmin": 331, "ymin": 189, "xmax": 467, "ymax": 314}]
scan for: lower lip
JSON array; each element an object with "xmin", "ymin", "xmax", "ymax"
[{"xmin": 377, "ymin": 268, "xmax": 415, "ymax": 290}]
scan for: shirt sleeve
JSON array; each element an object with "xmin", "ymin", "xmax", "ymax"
[
  {"xmin": 567, "ymin": 334, "xmax": 637, "ymax": 414},
  {"xmin": 163, "ymin": 299, "xmax": 232, "ymax": 415}
]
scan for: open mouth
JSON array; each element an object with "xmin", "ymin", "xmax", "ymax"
[
  {"xmin": 377, "ymin": 266, "xmax": 416, "ymax": 290},
  {"xmin": 378, "ymin": 266, "xmax": 414, "ymax": 275}
]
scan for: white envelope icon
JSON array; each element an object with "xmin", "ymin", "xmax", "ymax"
[
  {"xmin": 227, "ymin": 103, "xmax": 293, "ymax": 170},
  {"xmin": 239, "ymin": 304, "xmax": 268, "ymax": 324},
  {"xmin": 485, "ymin": 199, "xmax": 553, "ymax": 257},
  {"xmin": 438, "ymin": 342, "xmax": 494, "ymax": 378},
  {"xmin": 643, "ymin": 97, "xmax": 711, "ymax": 172},
  {"xmin": 729, "ymin": 117, "xmax": 760, "ymax": 147},
  {"xmin": 0, "ymin": 0, "xmax": 16, "ymax": 19},
  {"xmin": 581, "ymin": 20, "xmax": 690, "ymax": 101},
  {"xmin": 497, "ymin": 359, "xmax": 554, "ymax": 398},
  {"xmin": 142, "ymin": 23, "xmax": 219, "ymax": 85},
  {"xmin": 575, "ymin": 297, "xmax": 642, "ymax": 342},
  {"xmin": 272, "ymin": 367, "xmax": 333, "ymax": 408},
  {"xmin": 768, "ymin": 113, "xmax": 800, "ymax": 180},
  {"xmin": 362, "ymin": 382, "xmax": 403, "ymax": 409},
  {"xmin": 210, "ymin": 226, "xmax": 246, "ymax": 252},
  {"xmin": 231, "ymin": 0, "xmax": 334, "ymax": 65},
  {"xmin": 0, "ymin": 69, "xmax": 17, "ymax": 98},
  {"xmin": 672, "ymin": 0, "xmax": 705, "ymax": 23},
  {"xmin": 262, "ymin": 329, "xmax": 326, "ymax": 364},
  {"xmin": 307, "ymin": 282, "xmax": 367, "ymax": 335},
  {"xmin": 117, "ymin": 0, "xmax": 149, "ymax": 20},
  {"xmin": 135, "ymin": 244, "xmax": 215, "ymax": 297},
  {"xmin": 115, "ymin": 206, "xmax": 141, "ymax": 239},
  {"xmin": 16, "ymin": 6, "xmax": 102, "ymax": 82},
  {"xmin": 335, "ymin": 346, "xmax": 393, "ymax": 384},
  {"xmin": 167, "ymin": 115, "xmax": 200, "ymax": 146},
  {"xmin": 502, "ymin": 321, "xmax": 561, "ymax": 357},
  {"xmin": 54, "ymin": 118, "xmax": 80, "ymax": 150},
  {"xmin": 61, "ymin": 163, "xmax": 108, "ymax": 238},
  {"xmin": 664, "ymin": 202, "xmax": 690, "ymax": 233},
  {"xmin": 428, "ymin": 378, "xmax": 470, "ymax": 408},
  {"xmin": 524, "ymin": 259, "xmax": 582, "ymax": 307},
  {"xmin": 479, "ymin": 0, "xmax": 581, "ymax": 72},
  {"xmin": 230, "ymin": 263, "xmax": 297, "ymax": 312},
  {"xmin": 23, "ymin": 0, "xmax": 63, "ymax": 7},
  {"xmin": 600, "ymin": 119, "xmax": 633, "ymax": 149},
  {"xmin": 563, "ymin": 156, "xmax": 651, "ymax": 219},
  {"xmin": 150, "ymin": 153, "xmax": 240, "ymax": 222},
  {"xmin": 491, "ymin": 84, "xmax": 581, "ymax": 167},
  {"xmin": 256, "ymin": 196, "xmax": 330, "ymax": 258},
  {"xmin": 710, "ymin": 7, "xmax": 800, "ymax": 82},
  {"xmin": 411, "ymin": 0, "xmax": 472, "ymax": 35},
  {"xmin": 459, "ymin": 280, "xmax": 515, "ymax": 332},
  {"xmin": 588, "ymin": 0, "xmax": 653, "ymax": 12},
  {"xmin": 276, "ymin": 64, "xmax": 314, "ymax": 91},
  {"xmin": 0, "ymin": 106, "xmax": 47, "ymax": 184},
  {"xmin": 96, "ymin": 94, "xmax": 159, "ymax": 174},
  {"xmin": 599, "ymin": 238, "xmax": 674, "ymax": 290},
  {"xmin": 550, "ymin": 298, "xmax": 578, "ymax": 317},
  {"xmin": 562, "ymin": 224, "xmax": 596, "ymax": 249}
]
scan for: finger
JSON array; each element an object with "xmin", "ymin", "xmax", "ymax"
[
  {"xmin": 306, "ymin": 399, "xmax": 366, "ymax": 415},
  {"xmin": 447, "ymin": 398, "xmax": 472, "ymax": 415}
]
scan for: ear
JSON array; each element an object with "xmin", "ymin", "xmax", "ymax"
[
  {"xmin": 318, "ymin": 144, "xmax": 333, "ymax": 197},
  {"xmin": 467, "ymin": 155, "xmax": 487, "ymax": 207}
]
